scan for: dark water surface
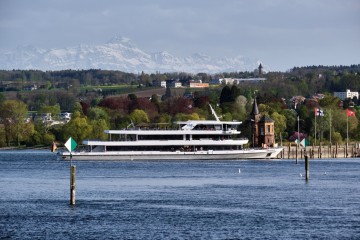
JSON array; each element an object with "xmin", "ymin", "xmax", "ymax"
[{"xmin": 0, "ymin": 150, "xmax": 359, "ymax": 239}]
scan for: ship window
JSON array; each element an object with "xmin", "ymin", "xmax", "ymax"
[{"xmin": 138, "ymin": 135, "xmax": 183, "ymax": 140}]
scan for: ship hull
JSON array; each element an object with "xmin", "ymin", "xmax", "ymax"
[{"xmin": 59, "ymin": 148, "xmax": 283, "ymax": 161}]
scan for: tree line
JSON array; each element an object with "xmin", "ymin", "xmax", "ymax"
[
  {"xmin": 0, "ymin": 64, "xmax": 359, "ymax": 147},
  {"xmin": 1, "ymin": 64, "xmax": 359, "ymax": 94}
]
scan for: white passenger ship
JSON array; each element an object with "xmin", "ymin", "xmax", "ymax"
[{"xmin": 59, "ymin": 107, "xmax": 282, "ymax": 160}]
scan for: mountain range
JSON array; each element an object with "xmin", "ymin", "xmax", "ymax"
[{"xmin": 0, "ymin": 36, "xmax": 263, "ymax": 73}]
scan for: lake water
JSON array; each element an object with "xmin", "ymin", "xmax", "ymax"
[{"xmin": 0, "ymin": 150, "xmax": 359, "ymax": 239}]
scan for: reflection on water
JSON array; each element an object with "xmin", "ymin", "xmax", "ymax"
[{"xmin": 0, "ymin": 150, "xmax": 359, "ymax": 239}]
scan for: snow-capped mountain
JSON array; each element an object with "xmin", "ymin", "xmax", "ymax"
[{"xmin": 0, "ymin": 36, "xmax": 263, "ymax": 73}]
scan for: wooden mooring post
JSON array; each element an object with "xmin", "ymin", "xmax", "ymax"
[
  {"xmin": 305, "ymin": 155, "xmax": 309, "ymax": 181},
  {"xmin": 335, "ymin": 142, "xmax": 338, "ymax": 158},
  {"xmin": 282, "ymin": 142, "xmax": 360, "ymax": 159},
  {"xmin": 288, "ymin": 143, "xmax": 291, "ymax": 159},
  {"xmin": 69, "ymin": 153, "xmax": 76, "ymax": 206},
  {"xmin": 70, "ymin": 165, "xmax": 76, "ymax": 205}
]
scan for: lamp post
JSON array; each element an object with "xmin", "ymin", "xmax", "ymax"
[
  {"xmin": 251, "ymin": 119, "xmax": 255, "ymax": 147},
  {"xmin": 346, "ymin": 105, "xmax": 354, "ymax": 157},
  {"xmin": 296, "ymin": 115, "xmax": 300, "ymax": 164}
]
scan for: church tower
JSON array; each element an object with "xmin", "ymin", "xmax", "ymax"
[
  {"xmin": 250, "ymin": 96, "xmax": 276, "ymax": 147},
  {"xmin": 258, "ymin": 63, "xmax": 263, "ymax": 75},
  {"xmin": 250, "ymin": 97, "xmax": 261, "ymax": 147},
  {"xmin": 257, "ymin": 115, "xmax": 275, "ymax": 147}
]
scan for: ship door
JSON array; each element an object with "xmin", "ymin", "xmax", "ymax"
[{"xmin": 186, "ymin": 134, "xmax": 190, "ymax": 141}]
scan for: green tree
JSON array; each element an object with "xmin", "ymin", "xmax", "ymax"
[
  {"xmin": 221, "ymin": 112, "xmax": 233, "ymax": 121},
  {"xmin": 0, "ymin": 92, "xmax": 6, "ymax": 104},
  {"xmin": 90, "ymin": 119, "xmax": 109, "ymax": 140},
  {"xmin": 45, "ymin": 80, "xmax": 52, "ymax": 89},
  {"xmin": 332, "ymin": 131, "xmax": 343, "ymax": 144},
  {"xmin": 329, "ymin": 109, "xmax": 358, "ymax": 142},
  {"xmin": 87, "ymin": 107, "xmax": 109, "ymax": 122},
  {"xmin": 62, "ymin": 111, "xmax": 92, "ymax": 143},
  {"xmin": 0, "ymin": 100, "xmax": 32, "ymax": 146},
  {"xmin": 39, "ymin": 104, "xmax": 61, "ymax": 117},
  {"xmin": 174, "ymin": 112, "xmax": 201, "ymax": 121},
  {"xmin": 73, "ymin": 102, "xmax": 84, "ymax": 115},
  {"xmin": 31, "ymin": 121, "xmax": 56, "ymax": 145},
  {"xmin": 219, "ymin": 85, "xmax": 232, "ymax": 104},
  {"xmin": 258, "ymin": 104, "xmax": 271, "ymax": 116},
  {"xmin": 271, "ymin": 112, "xmax": 287, "ymax": 143},
  {"xmin": 0, "ymin": 126, "xmax": 6, "ymax": 147},
  {"xmin": 150, "ymin": 94, "xmax": 160, "ymax": 111},
  {"xmin": 129, "ymin": 109, "xmax": 150, "ymax": 125},
  {"xmin": 155, "ymin": 113, "xmax": 172, "ymax": 127},
  {"xmin": 319, "ymin": 94, "xmax": 339, "ymax": 109},
  {"xmin": 282, "ymin": 109, "xmax": 297, "ymax": 137},
  {"xmin": 230, "ymin": 85, "xmax": 240, "ymax": 101},
  {"xmin": 69, "ymin": 79, "xmax": 81, "ymax": 95},
  {"xmin": 232, "ymin": 95, "xmax": 247, "ymax": 120},
  {"xmin": 162, "ymin": 87, "xmax": 172, "ymax": 100}
]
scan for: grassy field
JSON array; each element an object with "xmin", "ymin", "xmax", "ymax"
[
  {"xmin": 81, "ymin": 84, "xmax": 131, "ymax": 91},
  {"xmin": 3, "ymin": 84, "xmax": 215, "ymax": 101}
]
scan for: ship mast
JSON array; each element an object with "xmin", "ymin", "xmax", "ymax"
[{"xmin": 209, "ymin": 104, "xmax": 220, "ymax": 122}]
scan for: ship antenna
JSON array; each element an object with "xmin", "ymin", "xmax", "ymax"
[
  {"xmin": 127, "ymin": 120, "xmax": 135, "ymax": 129},
  {"xmin": 209, "ymin": 104, "xmax": 220, "ymax": 122}
]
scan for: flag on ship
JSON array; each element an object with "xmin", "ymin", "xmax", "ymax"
[
  {"xmin": 315, "ymin": 108, "xmax": 324, "ymax": 117},
  {"xmin": 51, "ymin": 142, "xmax": 57, "ymax": 152},
  {"xmin": 347, "ymin": 109, "xmax": 355, "ymax": 117}
]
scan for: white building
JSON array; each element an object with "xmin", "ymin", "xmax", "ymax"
[
  {"xmin": 189, "ymin": 80, "xmax": 209, "ymax": 88},
  {"xmin": 167, "ymin": 80, "xmax": 182, "ymax": 88},
  {"xmin": 153, "ymin": 80, "xmax": 167, "ymax": 88},
  {"xmin": 60, "ymin": 112, "xmax": 72, "ymax": 123},
  {"xmin": 211, "ymin": 77, "xmax": 266, "ymax": 85},
  {"xmin": 334, "ymin": 89, "xmax": 359, "ymax": 100}
]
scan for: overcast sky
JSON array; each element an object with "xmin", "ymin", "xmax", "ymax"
[{"xmin": 0, "ymin": 0, "xmax": 359, "ymax": 71}]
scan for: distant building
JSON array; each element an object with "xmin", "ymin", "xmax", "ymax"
[
  {"xmin": 257, "ymin": 115, "xmax": 275, "ymax": 148},
  {"xmin": 171, "ymin": 81, "xmax": 182, "ymax": 88},
  {"xmin": 60, "ymin": 112, "xmax": 72, "ymax": 123},
  {"xmin": 290, "ymin": 96, "xmax": 306, "ymax": 109},
  {"xmin": 210, "ymin": 77, "xmax": 266, "ymax": 85},
  {"xmin": 312, "ymin": 93, "xmax": 325, "ymax": 100},
  {"xmin": 225, "ymin": 78, "xmax": 236, "ymax": 84},
  {"xmin": 166, "ymin": 79, "xmax": 182, "ymax": 88},
  {"xmin": 189, "ymin": 80, "xmax": 209, "ymax": 88},
  {"xmin": 334, "ymin": 89, "xmax": 359, "ymax": 100},
  {"xmin": 23, "ymin": 84, "xmax": 38, "ymax": 91},
  {"xmin": 235, "ymin": 78, "xmax": 266, "ymax": 83},
  {"xmin": 34, "ymin": 113, "xmax": 52, "ymax": 123},
  {"xmin": 153, "ymin": 80, "xmax": 167, "ymax": 88}
]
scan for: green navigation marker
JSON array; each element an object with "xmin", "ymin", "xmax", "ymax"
[
  {"xmin": 300, "ymin": 138, "xmax": 310, "ymax": 147},
  {"xmin": 65, "ymin": 137, "xmax": 77, "ymax": 152}
]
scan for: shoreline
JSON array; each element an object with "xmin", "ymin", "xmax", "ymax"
[{"xmin": 0, "ymin": 146, "xmax": 50, "ymax": 151}]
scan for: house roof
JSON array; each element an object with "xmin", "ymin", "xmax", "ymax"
[{"xmin": 259, "ymin": 115, "xmax": 274, "ymax": 123}]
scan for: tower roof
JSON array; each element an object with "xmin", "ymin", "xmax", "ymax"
[
  {"xmin": 259, "ymin": 115, "xmax": 274, "ymax": 123},
  {"xmin": 251, "ymin": 97, "xmax": 259, "ymax": 115}
]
